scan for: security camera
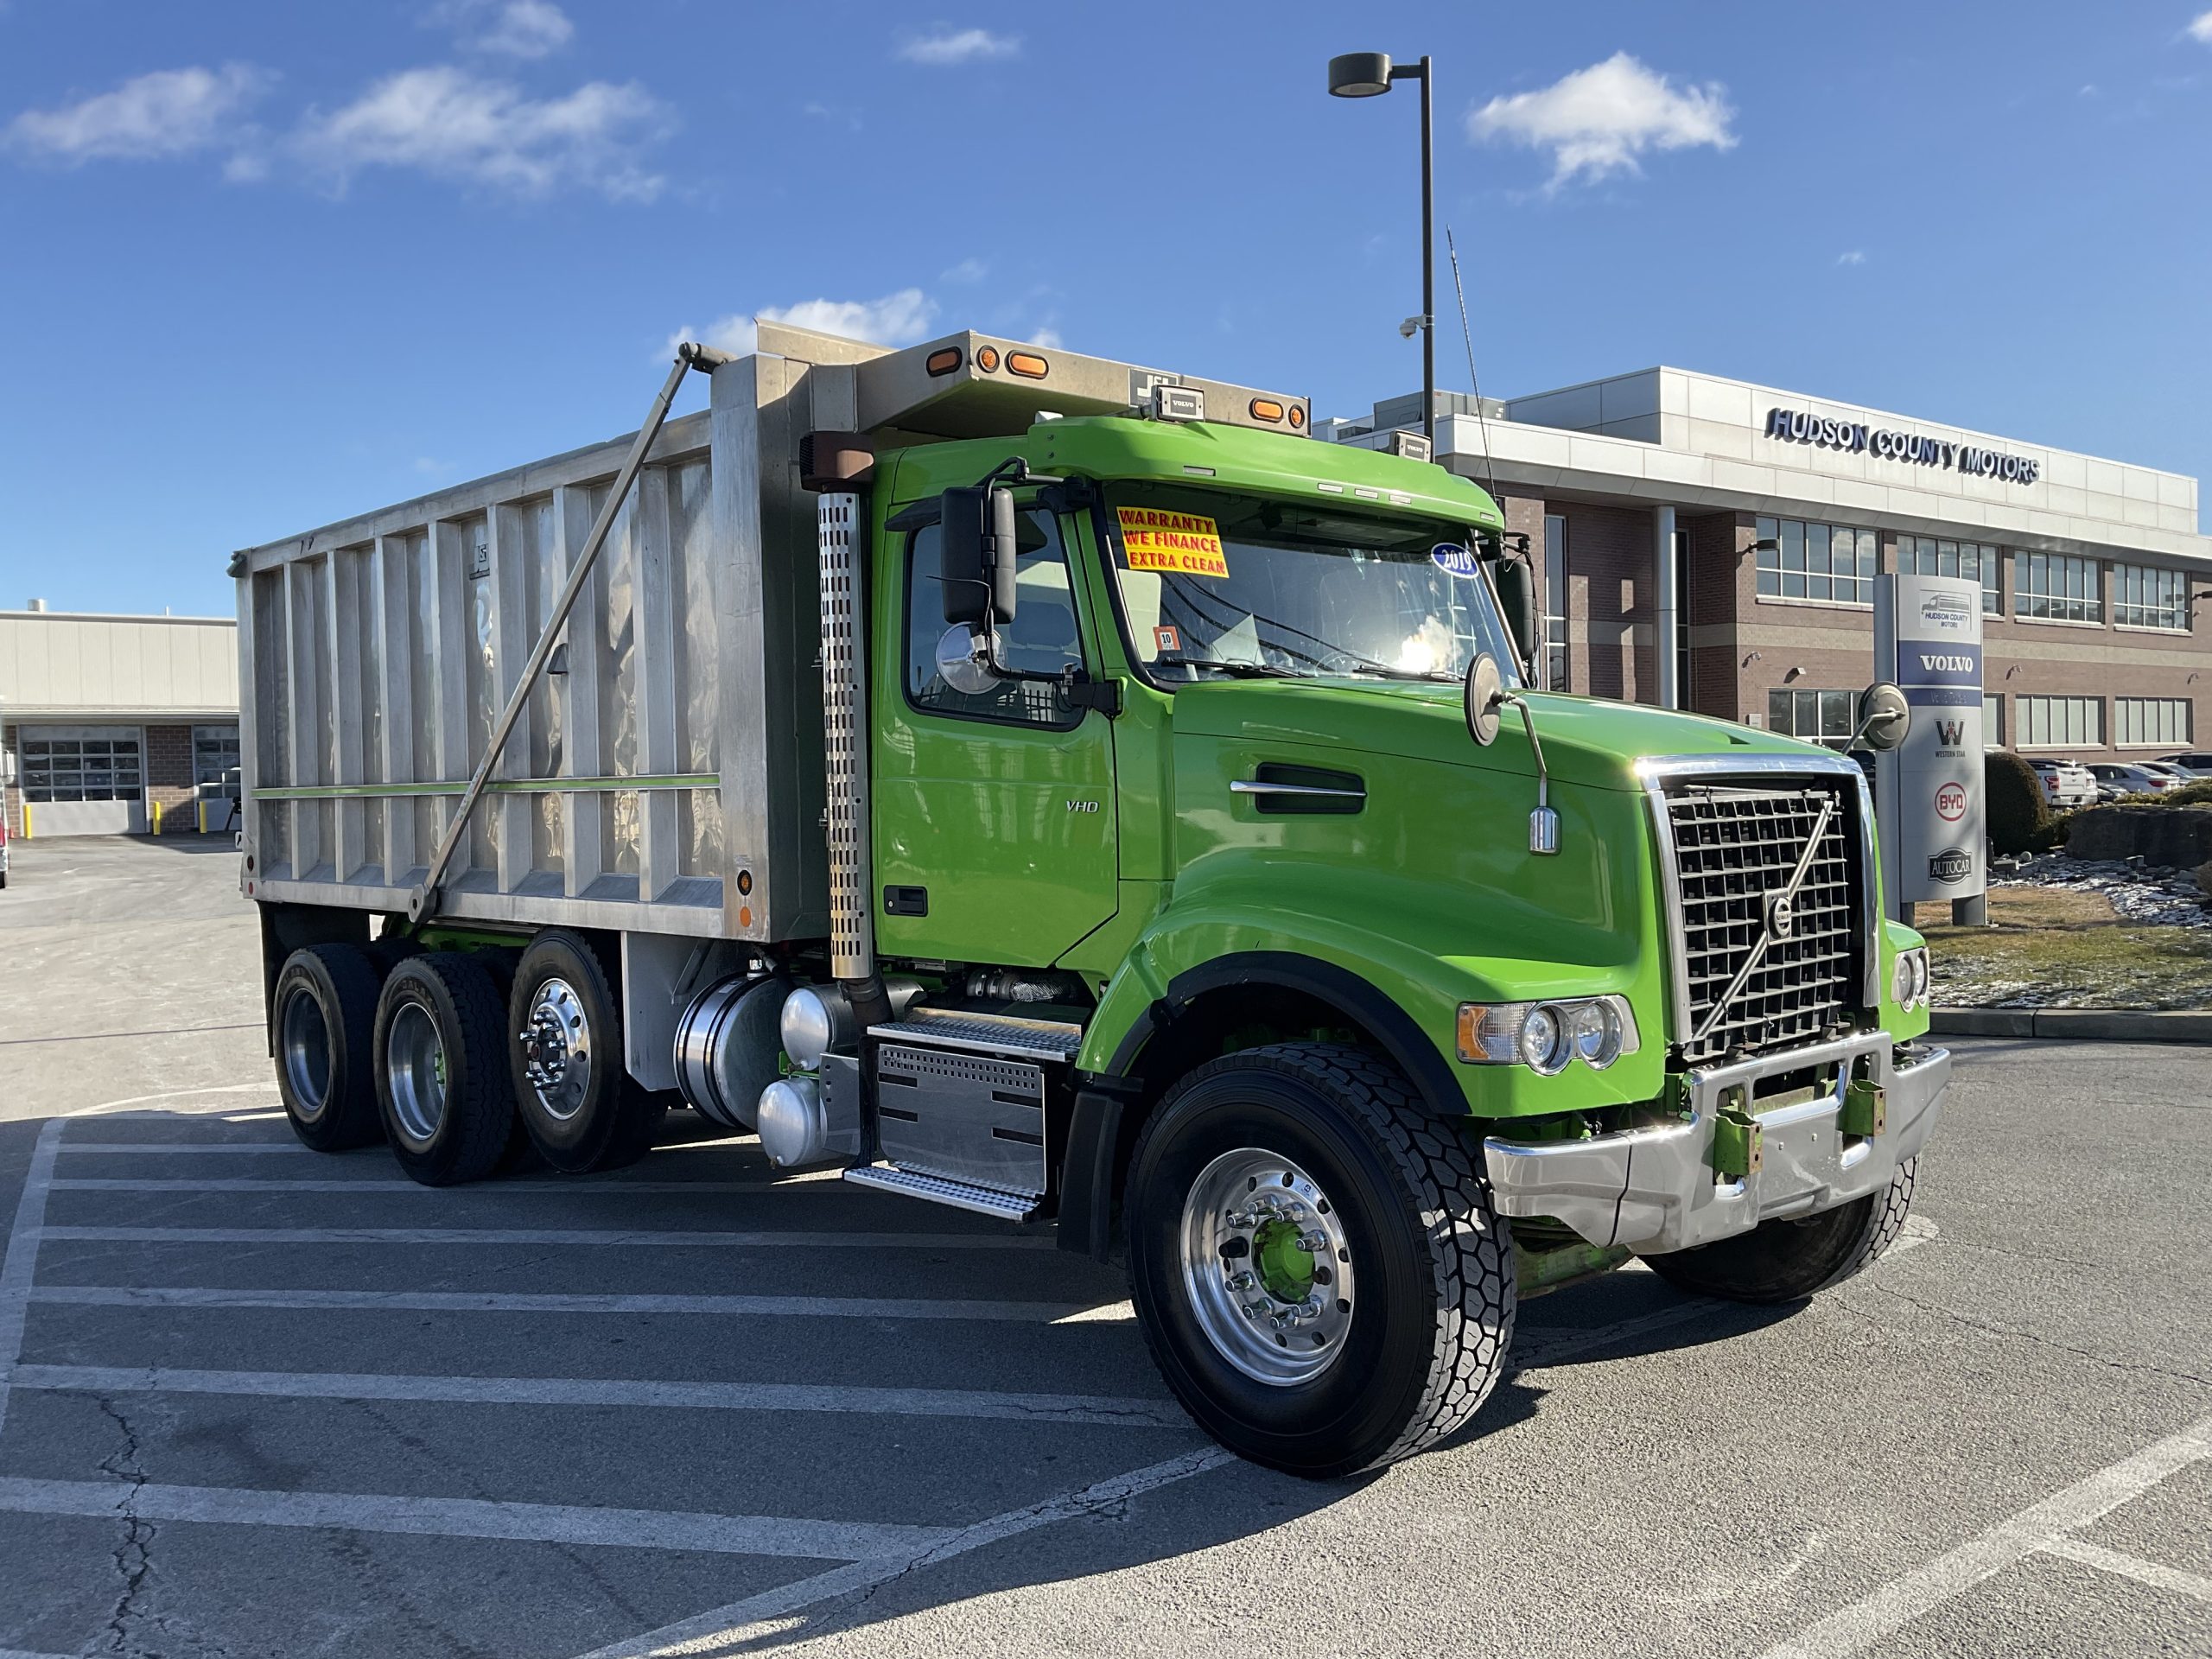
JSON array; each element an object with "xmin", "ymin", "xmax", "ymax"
[{"xmin": 1398, "ymin": 316, "xmax": 1423, "ymax": 340}]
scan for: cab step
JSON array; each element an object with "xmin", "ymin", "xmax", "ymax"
[
  {"xmin": 868, "ymin": 1009, "xmax": 1083, "ymax": 1065},
  {"xmin": 842, "ymin": 1163, "xmax": 1040, "ymax": 1222}
]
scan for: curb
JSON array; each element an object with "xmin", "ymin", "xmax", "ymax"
[{"xmin": 1929, "ymin": 1007, "xmax": 2212, "ymax": 1045}]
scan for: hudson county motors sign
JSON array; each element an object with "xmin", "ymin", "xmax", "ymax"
[{"xmin": 1764, "ymin": 407, "xmax": 2041, "ymax": 485}]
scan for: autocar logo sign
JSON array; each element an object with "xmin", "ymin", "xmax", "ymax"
[{"xmin": 1928, "ymin": 848, "xmax": 1972, "ymax": 885}]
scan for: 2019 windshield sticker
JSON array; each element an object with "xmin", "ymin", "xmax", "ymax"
[
  {"xmin": 1116, "ymin": 506, "xmax": 1229, "ymax": 577},
  {"xmin": 1431, "ymin": 543, "xmax": 1478, "ymax": 578}
]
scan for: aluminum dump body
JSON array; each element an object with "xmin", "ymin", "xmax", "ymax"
[{"xmin": 233, "ymin": 324, "xmax": 1309, "ymax": 943}]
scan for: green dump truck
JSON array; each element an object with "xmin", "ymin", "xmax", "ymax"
[{"xmin": 235, "ymin": 323, "xmax": 1948, "ymax": 1477}]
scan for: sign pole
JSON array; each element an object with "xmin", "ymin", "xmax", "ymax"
[{"xmin": 1876, "ymin": 572, "xmax": 1988, "ymax": 929}]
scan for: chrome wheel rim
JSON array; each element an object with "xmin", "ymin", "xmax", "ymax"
[
  {"xmin": 1179, "ymin": 1147, "xmax": 1356, "ymax": 1387},
  {"xmin": 518, "ymin": 976, "xmax": 592, "ymax": 1122},
  {"xmin": 278, "ymin": 987, "xmax": 331, "ymax": 1121},
  {"xmin": 385, "ymin": 1001, "xmax": 448, "ymax": 1146}
]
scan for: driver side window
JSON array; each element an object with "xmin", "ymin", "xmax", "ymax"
[{"xmin": 904, "ymin": 510, "xmax": 1084, "ymax": 728}]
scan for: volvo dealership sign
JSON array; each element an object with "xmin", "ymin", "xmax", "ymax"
[
  {"xmin": 1875, "ymin": 574, "xmax": 1988, "ymax": 917},
  {"xmin": 1765, "ymin": 407, "xmax": 2041, "ymax": 485}
]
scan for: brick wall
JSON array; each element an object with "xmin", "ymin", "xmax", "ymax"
[
  {"xmin": 144, "ymin": 722, "xmax": 195, "ymax": 835},
  {"xmin": 2, "ymin": 725, "xmax": 18, "ymax": 840},
  {"xmin": 1545, "ymin": 502, "xmax": 1659, "ymax": 703}
]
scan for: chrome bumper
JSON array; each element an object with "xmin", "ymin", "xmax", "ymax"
[{"xmin": 1481, "ymin": 1033, "xmax": 1949, "ymax": 1255}]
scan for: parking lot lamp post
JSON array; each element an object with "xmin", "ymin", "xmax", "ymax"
[{"xmin": 1328, "ymin": 52, "xmax": 1435, "ymax": 446}]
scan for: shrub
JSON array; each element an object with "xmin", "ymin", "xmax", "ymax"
[
  {"xmin": 1986, "ymin": 750, "xmax": 2050, "ymax": 855},
  {"xmin": 2164, "ymin": 779, "xmax": 2212, "ymax": 806},
  {"xmin": 2032, "ymin": 811, "xmax": 2075, "ymax": 854}
]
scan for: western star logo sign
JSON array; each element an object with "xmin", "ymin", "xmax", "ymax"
[
  {"xmin": 1765, "ymin": 407, "xmax": 2041, "ymax": 486},
  {"xmin": 1936, "ymin": 717, "xmax": 1967, "ymax": 747}
]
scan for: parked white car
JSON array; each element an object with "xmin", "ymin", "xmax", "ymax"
[
  {"xmin": 2027, "ymin": 758, "xmax": 2099, "ymax": 809},
  {"xmin": 2088, "ymin": 763, "xmax": 2180, "ymax": 801},
  {"xmin": 2158, "ymin": 752, "xmax": 2212, "ymax": 780}
]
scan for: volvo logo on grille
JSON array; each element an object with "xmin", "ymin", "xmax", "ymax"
[{"xmin": 1767, "ymin": 891, "xmax": 1796, "ymax": 940}]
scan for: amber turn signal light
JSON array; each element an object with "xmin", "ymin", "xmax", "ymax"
[
  {"xmin": 925, "ymin": 347, "xmax": 963, "ymax": 377},
  {"xmin": 1007, "ymin": 352, "xmax": 1049, "ymax": 379},
  {"xmin": 976, "ymin": 345, "xmax": 1001, "ymax": 372},
  {"xmin": 1249, "ymin": 398, "xmax": 1285, "ymax": 423}
]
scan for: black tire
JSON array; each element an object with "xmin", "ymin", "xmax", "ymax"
[
  {"xmin": 506, "ymin": 930, "xmax": 665, "ymax": 1173},
  {"xmin": 372, "ymin": 952, "xmax": 515, "ymax": 1187},
  {"xmin": 1643, "ymin": 1158, "xmax": 1918, "ymax": 1304},
  {"xmin": 270, "ymin": 944, "xmax": 385, "ymax": 1153},
  {"xmin": 1126, "ymin": 1044, "xmax": 1514, "ymax": 1478}
]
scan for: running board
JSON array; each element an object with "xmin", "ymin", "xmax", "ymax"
[{"xmin": 842, "ymin": 1164, "xmax": 1041, "ymax": 1223}]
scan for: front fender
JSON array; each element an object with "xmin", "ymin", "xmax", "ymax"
[{"xmin": 1079, "ymin": 864, "xmax": 1670, "ymax": 1119}]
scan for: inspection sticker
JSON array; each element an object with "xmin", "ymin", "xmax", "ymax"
[
  {"xmin": 1431, "ymin": 543, "xmax": 1479, "ymax": 578},
  {"xmin": 1116, "ymin": 507, "xmax": 1229, "ymax": 577}
]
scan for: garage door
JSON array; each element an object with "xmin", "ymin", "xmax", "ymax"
[{"xmin": 19, "ymin": 726, "xmax": 147, "ymax": 836}]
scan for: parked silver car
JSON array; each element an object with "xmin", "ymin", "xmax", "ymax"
[
  {"xmin": 2088, "ymin": 763, "xmax": 2181, "ymax": 802},
  {"xmin": 2027, "ymin": 758, "xmax": 2100, "ymax": 809},
  {"xmin": 2158, "ymin": 752, "xmax": 2212, "ymax": 780}
]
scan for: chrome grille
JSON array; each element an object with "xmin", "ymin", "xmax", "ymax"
[{"xmin": 1663, "ymin": 779, "xmax": 1860, "ymax": 1065}]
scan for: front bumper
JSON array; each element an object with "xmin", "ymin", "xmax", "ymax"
[{"xmin": 1481, "ymin": 1032, "xmax": 1949, "ymax": 1255}]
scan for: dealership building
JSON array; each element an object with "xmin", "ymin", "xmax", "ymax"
[
  {"xmin": 0, "ymin": 607, "xmax": 241, "ymax": 839},
  {"xmin": 1325, "ymin": 368, "xmax": 2210, "ymax": 759}
]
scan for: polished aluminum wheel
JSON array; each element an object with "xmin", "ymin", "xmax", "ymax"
[
  {"xmin": 1179, "ymin": 1147, "xmax": 1357, "ymax": 1386},
  {"xmin": 385, "ymin": 1001, "xmax": 448, "ymax": 1145},
  {"xmin": 278, "ymin": 987, "xmax": 332, "ymax": 1121},
  {"xmin": 518, "ymin": 976, "xmax": 592, "ymax": 1122}
]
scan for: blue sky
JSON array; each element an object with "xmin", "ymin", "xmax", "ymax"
[{"xmin": 2, "ymin": 1, "xmax": 2208, "ymax": 618}]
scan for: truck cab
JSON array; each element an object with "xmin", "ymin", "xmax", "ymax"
[{"xmin": 238, "ymin": 325, "xmax": 1950, "ymax": 1478}]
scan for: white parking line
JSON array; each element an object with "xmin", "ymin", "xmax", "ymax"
[
  {"xmin": 571, "ymin": 1446, "xmax": 1236, "ymax": 1659},
  {"xmin": 29, "ymin": 1284, "xmax": 1123, "ymax": 1325},
  {"xmin": 48, "ymin": 1179, "xmax": 823, "ymax": 1194},
  {"xmin": 0, "ymin": 1120, "xmax": 64, "ymax": 1443},
  {"xmin": 2037, "ymin": 1536, "xmax": 2212, "ymax": 1604},
  {"xmin": 56, "ymin": 1142, "xmax": 301, "ymax": 1155},
  {"xmin": 0, "ymin": 1475, "xmax": 952, "ymax": 1560},
  {"xmin": 37, "ymin": 1225, "xmax": 1054, "ymax": 1250},
  {"xmin": 1756, "ymin": 1409, "xmax": 2212, "ymax": 1657},
  {"xmin": 14, "ymin": 1363, "xmax": 1188, "ymax": 1429},
  {"xmin": 0, "ymin": 1647, "xmax": 86, "ymax": 1659}
]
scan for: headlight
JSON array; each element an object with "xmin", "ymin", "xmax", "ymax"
[
  {"xmin": 1890, "ymin": 947, "xmax": 1930, "ymax": 1012},
  {"xmin": 1459, "ymin": 997, "xmax": 1640, "ymax": 1072}
]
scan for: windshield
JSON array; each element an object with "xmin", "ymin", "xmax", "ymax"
[{"xmin": 1103, "ymin": 484, "xmax": 1522, "ymax": 688}]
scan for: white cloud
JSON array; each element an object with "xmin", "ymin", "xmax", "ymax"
[
  {"xmin": 473, "ymin": 0, "xmax": 574, "ymax": 56},
  {"xmin": 1467, "ymin": 53, "xmax": 1735, "ymax": 188},
  {"xmin": 2189, "ymin": 10, "xmax": 2212, "ymax": 42},
  {"xmin": 897, "ymin": 28, "xmax": 1020, "ymax": 66},
  {"xmin": 941, "ymin": 257, "xmax": 988, "ymax": 283},
  {"xmin": 4, "ymin": 64, "xmax": 264, "ymax": 162},
  {"xmin": 1028, "ymin": 325, "xmax": 1065, "ymax": 349},
  {"xmin": 297, "ymin": 67, "xmax": 671, "ymax": 200},
  {"xmin": 1836, "ymin": 249, "xmax": 1866, "ymax": 266},
  {"xmin": 665, "ymin": 289, "xmax": 940, "ymax": 360}
]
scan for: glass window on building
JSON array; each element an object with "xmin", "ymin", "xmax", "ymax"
[
  {"xmin": 2014, "ymin": 553, "xmax": 2103, "ymax": 624},
  {"xmin": 1982, "ymin": 693, "xmax": 2004, "ymax": 747},
  {"xmin": 2114, "ymin": 697, "xmax": 2191, "ymax": 747},
  {"xmin": 2019, "ymin": 696, "xmax": 2102, "ymax": 748},
  {"xmin": 19, "ymin": 727, "xmax": 143, "ymax": 803},
  {"xmin": 1900, "ymin": 536, "xmax": 2003, "ymax": 615},
  {"xmin": 1767, "ymin": 687, "xmax": 1856, "ymax": 748},
  {"xmin": 1543, "ymin": 513, "xmax": 1568, "ymax": 692},
  {"xmin": 2112, "ymin": 564, "xmax": 2190, "ymax": 632},
  {"xmin": 1756, "ymin": 517, "xmax": 1875, "ymax": 606},
  {"xmin": 193, "ymin": 726, "xmax": 242, "ymax": 798}
]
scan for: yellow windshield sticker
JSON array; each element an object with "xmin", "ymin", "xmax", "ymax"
[{"xmin": 1116, "ymin": 507, "xmax": 1229, "ymax": 578}]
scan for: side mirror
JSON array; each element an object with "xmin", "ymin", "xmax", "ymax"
[
  {"xmin": 940, "ymin": 485, "xmax": 1019, "ymax": 626},
  {"xmin": 934, "ymin": 623, "xmax": 1003, "ymax": 696},
  {"xmin": 1464, "ymin": 652, "xmax": 1505, "ymax": 747},
  {"xmin": 1494, "ymin": 556, "xmax": 1539, "ymax": 681},
  {"xmin": 1854, "ymin": 682, "xmax": 1912, "ymax": 752}
]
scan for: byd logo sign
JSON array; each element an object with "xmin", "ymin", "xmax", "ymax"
[{"xmin": 1936, "ymin": 782, "xmax": 1967, "ymax": 822}]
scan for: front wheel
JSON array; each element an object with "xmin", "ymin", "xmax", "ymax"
[
  {"xmin": 1643, "ymin": 1159, "xmax": 1918, "ymax": 1304},
  {"xmin": 1126, "ymin": 1045, "xmax": 1515, "ymax": 1478}
]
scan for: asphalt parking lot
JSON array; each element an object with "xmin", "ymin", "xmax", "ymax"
[{"xmin": 1, "ymin": 836, "xmax": 2208, "ymax": 1659}]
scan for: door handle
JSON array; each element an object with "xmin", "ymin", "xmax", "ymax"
[{"xmin": 1230, "ymin": 779, "xmax": 1366, "ymax": 802}]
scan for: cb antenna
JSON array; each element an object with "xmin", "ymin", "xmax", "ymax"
[{"xmin": 1446, "ymin": 226, "xmax": 1502, "ymax": 516}]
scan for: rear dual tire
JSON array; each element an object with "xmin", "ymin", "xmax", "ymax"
[
  {"xmin": 272, "ymin": 944, "xmax": 385, "ymax": 1153},
  {"xmin": 505, "ymin": 930, "xmax": 665, "ymax": 1174},
  {"xmin": 372, "ymin": 952, "xmax": 518, "ymax": 1187}
]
